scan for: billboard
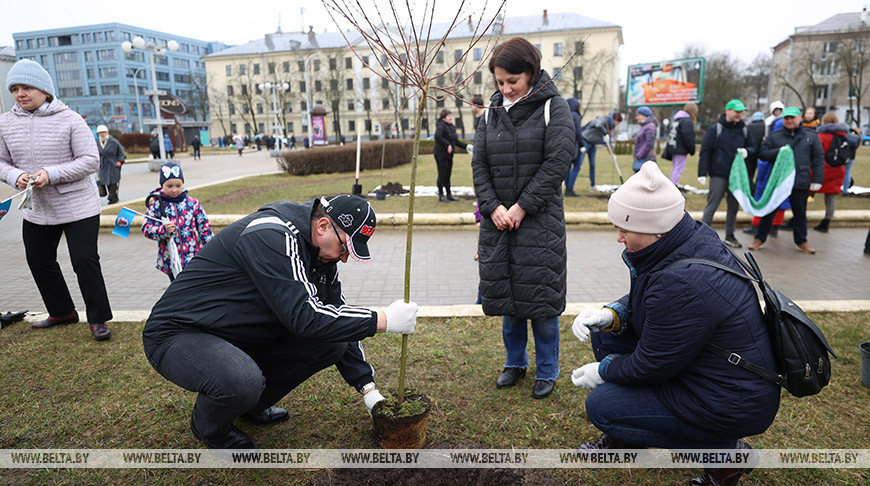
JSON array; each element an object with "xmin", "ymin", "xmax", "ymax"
[{"xmin": 626, "ymin": 57, "xmax": 705, "ymax": 107}]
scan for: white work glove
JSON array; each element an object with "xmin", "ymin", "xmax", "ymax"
[
  {"xmin": 580, "ymin": 145, "xmax": 586, "ymax": 154},
  {"xmin": 466, "ymin": 144, "xmax": 474, "ymax": 155},
  {"xmin": 737, "ymin": 148, "xmax": 748, "ymax": 159},
  {"xmin": 809, "ymin": 183, "xmax": 822, "ymax": 192},
  {"xmin": 572, "ymin": 309, "xmax": 614, "ymax": 342},
  {"xmin": 697, "ymin": 176, "xmax": 707, "ymax": 186},
  {"xmin": 384, "ymin": 299, "xmax": 418, "ymax": 334},
  {"xmin": 779, "ymin": 145, "xmax": 789, "ymax": 153},
  {"xmin": 603, "ymin": 134, "xmax": 611, "ymax": 144},
  {"xmin": 363, "ymin": 388, "xmax": 385, "ymax": 416},
  {"xmin": 572, "ymin": 362, "xmax": 604, "ymax": 389}
]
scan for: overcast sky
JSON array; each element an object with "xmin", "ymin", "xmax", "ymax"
[{"xmin": 1, "ymin": 0, "xmax": 864, "ymax": 76}]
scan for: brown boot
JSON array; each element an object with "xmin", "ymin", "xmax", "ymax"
[
  {"xmin": 748, "ymin": 239, "xmax": 764, "ymax": 251},
  {"xmin": 688, "ymin": 440, "xmax": 755, "ymax": 486},
  {"xmin": 796, "ymin": 242, "xmax": 816, "ymax": 254},
  {"xmin": 578, "ymin": 433, "xmax": 627, "ymax": 450}
]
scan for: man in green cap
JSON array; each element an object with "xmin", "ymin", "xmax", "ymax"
[
  {"xmin": 698, "ymin": 99, "xmax": 755, "ymax": 248},
  {"xmin": 748, "ymin": 107, "xmax": 823, "ymax": 253}
]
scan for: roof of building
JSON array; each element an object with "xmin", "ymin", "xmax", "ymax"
[
  {"xmin": 794, "ymin": 12, "xmax": 870, "ymax": 35},
  {"xmin": 206, "ymin": 11, "xmax": 620, "ymax": 58},
  {"xmin": 0, "ymin": 46, "xmax": 15, "ymax": 61}
]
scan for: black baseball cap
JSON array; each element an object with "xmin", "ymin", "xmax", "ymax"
[{"xmin": 321, "ymin": 195, "xmax": 377, "ymax": 262}]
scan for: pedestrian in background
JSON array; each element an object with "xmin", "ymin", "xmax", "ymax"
[
  {"xmin": 749, "ymin": 107, "xmax": 823, "ymax": 253},
  {"xmin": 699, "ymin": 99, "xmax": 755, "ymax": 249},
  {"xmin": 191, "ymin": 134, "xmax": 201, "ymax": 160},
  {"xmin": 563, "ymin": 97, "xmax": 585, "ymax": 196},
  {"xmin": 434, "ymin": 108, "xmax": 470, "ymax": 202},
  {"xmin": 662, "ymin": 102, "xmax": 697, "ymax": 185},
  {"xmin": 632, "ymin": 106, "xmax": 658, "ymax": 173},
  {"xmin": 233, "ymin": 133, "xmax": 244, "ymax": 156},
  {"xmin": 472, "ymin": 37, "xmax": 576, "ymax": 399},
  {"xmin": 95, "ymin": 125, "xmax": 125, "ymax": 204},
  {"xmin": 802, "ymin": 106, "xmax": 819, "ymax": 131},
  {"xmin": 811, "ymin": 112, "xmax": 849, "ymax": 233},
  {"xmin": 579, "ymin": 111, "xmax": 622, "ymax": 189},
  {"xmin": 0, "ymin": 59, "xmax": 113, "ymax": 341},
  {"xmin": 150, "ymin": 130, "xmax": 161, "ymax": 159},
  {"xmin": 163, "ymin": 132, "xmax": 175, "ymax": 159}
]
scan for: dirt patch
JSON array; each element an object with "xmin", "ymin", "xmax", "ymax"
[
  {"xmin": 309, "ymin": 441, "xmax": 563, "ymax": 486},
  {"xmin": 379, "ymin": 182, "xmax": 410, "ymax": 195}
]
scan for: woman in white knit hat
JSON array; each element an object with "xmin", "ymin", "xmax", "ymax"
[
  {"xmin": 0, "ymin": 59, "xmax": 113, "ymax": 341},
  {"xmin": 569, "ymin": 161, "xmax": 780, "ymax": 486}
]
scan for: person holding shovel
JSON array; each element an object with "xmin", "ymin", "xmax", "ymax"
[{"xmin": 143, "ymin": 194, "xmax": 418, "ymax": 449}]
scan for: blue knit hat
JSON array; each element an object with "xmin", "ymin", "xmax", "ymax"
[
  {"xmin": 637, "ymin": 106, "xmax": 653, "ymax": 117},
  {"xmin": 751, "ymin": 111, "xmax": 764, "ymax": 122},
  {"xmin": 159, "ymin": 162, "xmax": 184, "ymax": 186},
  {"xmin": 6, "ymin": 59, "xmax": 55, "ymax": 97}
]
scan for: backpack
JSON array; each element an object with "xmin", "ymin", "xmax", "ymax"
[
  {"xmin": 666, "ymin": 251, "xmax": 837, "ymax": 398},
  {"xmin": 824, "ymin": 132, "xmax": 850, "ymax": 167}
]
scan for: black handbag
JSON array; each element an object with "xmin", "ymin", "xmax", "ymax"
[{"xmin": 666, "ymin": 251, "xmax": 837, "ymax": 397}]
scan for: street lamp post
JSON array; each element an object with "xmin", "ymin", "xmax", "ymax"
[
  {"xmin": 258, "ymin": 81, "xmax": 289, "ymax": 139},
  {"xmin": 304, "ymin": 53, "xmax": 316, "ymax": 143},
  {"xmin": 122, "ymin": 36, "xmax": 179, "ymax": 160},
  {"xmin": 126, "ymin": 66, "xmax": 147, "ymax": 133}
]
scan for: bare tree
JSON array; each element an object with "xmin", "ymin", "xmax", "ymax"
[
  {"xmin": 834, "ymin": 34, "xmax": 870, "ymax": 128},
  {"xmin": 231, "ymin": 61, "xmax": 262, "ymax": 135},
  {"xmin": 677, "ymin": 45, "xmax": 744, "ymax": 125},
  {"xmin": 208, "ymin": 82, "xmax": 230, "ymax": 137},
  {"xmin": 743, "ymin": 53, "xmax": 771, "ymax": 112},
  {"xmin": 563, "ymin": 38, "xmax": 614, "ymax": 121},
  {"xmin": 321, "ymin": 53, "xmax": 355, "ymax": 142}
]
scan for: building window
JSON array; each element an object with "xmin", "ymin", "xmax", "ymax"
[
  {"xmin": 283, "ymin": 61, "xmax": 290, "ymax": 73},
  {"xmin": 96, "ymin": 49, "xmax": 115, "ymax": 61},
  {"xmin": 172, "ymin": 58, "xmax": 190, "ymax": 69},
  {"xmin": 255, "ymin": 84, "xmax": 262, "ymax": 95},
  {"xmin": 574, "ymin": 66, "xmax": 583, "ymax": 79},
  {"xmin": 436, "ymin": 50, "xmax": 444, "ymax": 63},
  {"xmin": 15, "ymin": 40, "xmax": 24, "ymax": 50},
  {"xmin": 125, "ymin": 51, "xmax": 144, "ymax": 62},
  {"xmin": 226, "ymin": 65, "xmax": 232, "ymax": 76},
  {"xmin": 313, "ymin": 59, "xmax": 320, "ymax": 71},
  {"xmin": 99, "ymin": 66, "xmax": 118, "ymax": 78},
  {"xmin": 82, "ymin": 33, "xmax": 92, "ymax": 43},
  {"xmin": 315, "ymin": 80, "xmax": 322, "ymax": 92},
  {"xmin": 436, "ymin": 98, "xmax": 444, "ymax": 108},
  {"xmin": 454, "ymin": 49, "xmax": 462, "ymax": 61},
  {"xmin": 83, "ymin": 51, "xmax": 94, "ymax": 62},
  {"xmin": 382, "ymin": 78, "xmax": 389, "ymax": 89},
  {"xmin": 299, "ymin": 81, "xmax": 306, "ymax": 92},
  {"xmin": 155, "ymin": 55, "xmax": 168, "ymax": 65},
  {"xmin": 37, "ymin": 38, "xmax": 47, "ymax": 48},
  {"xmin": 473, "ymin": 48, "xmax": 482, "ymax": 61},
  {"xmin": 229, "ymin": 103, "xmax": 235, "ymax": 115},
  {"xmin": 174, "ymin": 74, "xmax": 191, "ymax": 84},
  {"xmin": 285, "ymin": 102, "xmax": 292, "ymax": 112},
  {"xmin": 268, "ymin": 62, "xmax": 275, "ymax": 74},
  {"xmin": 345, "ymin": 57, "xmax": 353, "ymax": 69},
  {"xmin": 346, "ymin": 79, "xmax": 353, "ymax": 90},
  {"xmin": 227, "ymin": 85, "xmax": 234, "ymax": 96},
  {"xmin": 94, "ymin": 32, "xmax": 104, "ymax": 42},
  {"xmin": 330, "ymin": 79, "xmax": 338, "ymax": 91},
  {"xmin": 253, "ymin": 63, "xmax": 260, "ymax": 75},
  {"xmin": 257, "ymin": 103, "xmax": 263, "ymax": 114},
  {"xmin": 243, "ymin": 104, "xmax": 249, "ymax": 114},
  {"xmin": 245, "ymin": 123, "xmax": 251, "ymax": 133},
  {"xmin": 553, "ymin": 43, "xmax": 563, "ymax": 56},
  {"xmin": 363, "ymin": 99, "xmax": 371, "ymax": 110},
  {"xmin": 239, "ymin": 64, "xmax": 246, "ymax": 75},
  {"xmin": 382, "ymin": 98, "xmax": 390, "ymax": 109},
  {"xmin": 347, "ymin": 99, "xmax": 355, "ymax": 110},
  {"xmin": 362, "ymin": 55, "xmax": 370, "ymax": 66},
  {"xmin": 241, "ymin": 85, "xmax": 247, "ymax": 95},
  {"xmin": 301, "ymin": 101, "xmax": 307, "ymax": 111},
  {"xmin": 329, "ymin": 58, "xmax": 337, "ymax": 69},
  {"xmin": 363, "ymin": 77, "xmax": 370, "ymax": 89},
  {"xmin": 86, "ymin": 68, "xmax": 95, "ymax": 79},
  {"xmin": 436, "ymin": 75, "xmax": 445, "ymax": 87},
  {"xmin": 287, "ymin": 122, "xmax": 294, "ymax": 133},
  {"xmin": 258, "ymin": 123, "xmax": 264, "ymax": 133},
  {"xmin": 552, "ymin": 67, "xmax": 562, "ymax": 80},
  {"xmin": 474, "ymin": 72, "xmax": 482, "ymax": 84},
  {"xmin": 230, "ymin": 123, "xmax": 237, "ymax": 133},
  {"xmin": 89, "ymin": 86, "xmax": 97, "ymax": 96},
  {"xmin": 59, "ymin": 87, "xmax": 83, "ymax": 98},
  {"xmin": 102, "ymin": 85, "xmax": 120, "ymax": 95},
  {"xmin": 348, "ymin": 120, "xmax": 356, "ymax": 131},
  {"xmin": 534, "ymin": 44, "xmax": 541, "ymax": 52},
  {"xmin": 298, "ymin": 61, "xmax": 305, "ymax": 72},
  {"xmin": 156, "ymin": 71, "xmax": 170, "ymax": 81}
]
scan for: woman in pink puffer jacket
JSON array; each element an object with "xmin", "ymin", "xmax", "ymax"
[{"xmin": 0, "ymin": 59, "xmax": 113, "ymax": 341}]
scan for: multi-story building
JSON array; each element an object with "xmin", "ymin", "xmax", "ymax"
[
  {"xmin": 12, "ymin": 23, "xmax": 227, "ymax": 135},
  {"xmin": 204, "ymin": 10, "xmax": 622, "ymax": 141},
  {"xmin": 0, "ymin": 46, "xmax": 15, "ymax": 113},
  {"xmin": 771, "ymin": 9, "xmax": 870, "ymax": 126}
]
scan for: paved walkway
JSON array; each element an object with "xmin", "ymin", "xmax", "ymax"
[{"xmin": 1, "ymin": 150, "xmax": 868, "ymax": 321}]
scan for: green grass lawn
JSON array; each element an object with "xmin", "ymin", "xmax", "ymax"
[
  {"xmin": 152, "ymin": 149, "xmax": 870, "ymax": 217},
  {"xmin": 1, "ymin": 313, "xmax": 866, "ymax": 484}
]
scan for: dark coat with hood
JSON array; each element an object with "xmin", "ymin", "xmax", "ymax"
[
  {"xmin": 143, "ymin": 199, "xmax": 379, "ymax": 391},
  {"xmin": 599, "ymin": 213, "xmax": 780, "ymax": 438},
  {"xmin": 666, "ymin": 110, "xmax": 696, "ymax": 156},
  {"xmin": 472, "ymin": 70, "xmax": 576, "ymax": 318},
  {"xmin": 698, "ymin": 114, "xmax": 755, "ymax": 179},
  {"xmin": 96, "ymin": 135, "xmax": 126, "ymax": 185},
  {"xmin": 433, "ymin": 118, "xmax": 467, "ymax": 161}
]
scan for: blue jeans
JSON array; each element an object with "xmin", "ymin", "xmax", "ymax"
[
  {"xmin": 502, "ymin": 316, "xmax": 560, "ymax": 380},
  {"xmin": 842, "ymin": 158, "xmax": 855, "ymax": 194},
  {"xmin": 585, "ymin": 331, "xmax": 737, "ymax": 449},
  {"xmin": 564, "ymin": 150, "xmax": 584, "ymax": 191}
]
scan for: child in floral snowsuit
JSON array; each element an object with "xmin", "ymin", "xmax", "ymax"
[{"xmin": 142, "ymin": 162, "xmax": 213, "ymax": 281}]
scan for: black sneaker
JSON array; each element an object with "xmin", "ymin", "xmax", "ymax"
[
  {"xmin": 565, "ymin": 188, "xmax": 579, "ymax": 197},
  {"xmin": 496, "ymin": 367, "xmax": 526, "ymax": 389},
  {"xmin": 724, "ymin": 235, "xmax": 742, "ymax": 248},
  {"xmin": 741, "ymin": 225, "xmax": 757, "ymax": 235}
]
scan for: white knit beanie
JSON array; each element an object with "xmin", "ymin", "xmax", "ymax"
[
  {"xmin": 608, "ymin": 161, "xmax": 685, "ymax": 234},
  {"xmin": 6, "ymin": 59, "xmax": 55, "ymax": 97}
]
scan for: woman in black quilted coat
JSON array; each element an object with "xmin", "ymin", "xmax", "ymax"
[{"xmin": 472, "ymin": 38, "xmax": 576, "ymax": 399}]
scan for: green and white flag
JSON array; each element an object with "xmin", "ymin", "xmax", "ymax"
[{"xmin": 730, "ymin": 146, "xmax": 795, "ymax": 216}]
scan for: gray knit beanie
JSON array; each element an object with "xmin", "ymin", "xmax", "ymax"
[
  {"xmin": 608, "ymin": 161, "xmax": 685, "ymax": 234},
  {"xmin": 6, "ymin": 59, "xmax": 55, "ymax": 97}
]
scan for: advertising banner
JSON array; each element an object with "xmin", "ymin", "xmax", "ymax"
[
  {"xmin": 627, "ymin": 57, "xmax": 705, "ymax": 106},
  {"xmin": 312, "ymin": 116, "xmax": 326, "ymax": 145}
]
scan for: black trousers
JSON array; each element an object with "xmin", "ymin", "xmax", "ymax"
[
  {"xmin": 144, "ymin": 331, "xmax": 346, "ymax": 439},
  {"xmin": 757, "ymin": 188, "xmax": 809, "ymax": 245},
  {"xmin": 22, "ymin": 215, "xmax": 112, "ymax": 324},
  {"xmin": 99, "ymin": 183, "xmax": 119, "ymax": 204},
  {"xmin": 192, "ymin": 147, "xmax": 201, "ymax": 159},
  {"xmin": 435, "ymin": 153, "xmax": 454, "ymax": 195}
]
